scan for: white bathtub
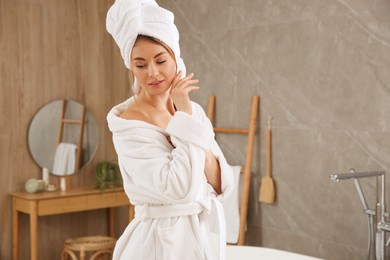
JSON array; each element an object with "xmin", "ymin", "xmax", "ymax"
[{"xmin": 226, "ymin": 246, "xmax": 323, "ymax": 260}]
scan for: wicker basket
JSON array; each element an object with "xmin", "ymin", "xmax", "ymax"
[{"xmin": 62, "ymin": 236, "xmax": 117, "ymax": 260}]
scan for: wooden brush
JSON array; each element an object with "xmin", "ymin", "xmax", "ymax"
[{"xmin": 259, "ymin": 116, "xmax": 275, "ymax": 204}]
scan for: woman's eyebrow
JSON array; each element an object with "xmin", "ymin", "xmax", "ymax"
[
  {"xmin": 154, "ymin": 52, "xmax": 166, "ymax": 58},
  {"xmin": 133, "ymin": 52, "xmax": 167, "ymax": 61}
]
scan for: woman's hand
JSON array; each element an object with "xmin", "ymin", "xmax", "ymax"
[
  {"xmin": 205, "ymin": 150, "xmax": 222, "ymax": 194},
  {"xmin": 170, "ymin": 71, "xmax": 199, "ymax": 114}
]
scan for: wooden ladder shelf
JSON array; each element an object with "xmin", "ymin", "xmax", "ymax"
[{"xmin": 207, "ymin": 95, "xmax": 259, "ymax": 245}]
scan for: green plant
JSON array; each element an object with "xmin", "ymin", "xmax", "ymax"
[{"xmin": 95, "ymin": 161, "xmax": 122, "ymax": 191}]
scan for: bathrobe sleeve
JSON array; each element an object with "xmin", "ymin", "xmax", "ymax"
[{"xmin": 190, "ymin": 102, "xmax": 235, "ymax": 202}]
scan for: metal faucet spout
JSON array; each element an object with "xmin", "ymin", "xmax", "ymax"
[
  {"xmin": 329, "ymin": 171, "xmax": 385, "ymax": 182},
  {"xmin": 330, "ymin": 169, "xmax": 387, "ymax": 259}
]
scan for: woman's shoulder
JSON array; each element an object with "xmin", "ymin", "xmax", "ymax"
[
  {"xmin": 119, "ymin": 102, "xmax": 144, "ymax": 121},
  {"xmin": 107, "ymin": 97, "xmax": 146, "ymax": 121},
  {"xmin": 107, "ymin": 97, "xmax": 150, "ymax": 133},
  {"xmin": 108, "ymin": 97, "xmax": 135, "ymax": 117}
]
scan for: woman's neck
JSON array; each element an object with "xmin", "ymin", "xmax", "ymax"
[{"xmin": 137, "ymin": 91, "xmax": 175, "ymax": 115}]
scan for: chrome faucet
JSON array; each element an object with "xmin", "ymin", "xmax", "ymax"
[{"xmin": 329, "ymin": 169, "xmax": 388, "ymax": 260}]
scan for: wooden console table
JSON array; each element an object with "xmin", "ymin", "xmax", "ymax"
[{"xmin": 11, "ymin": 186, "xmax": 133, "ymax": 260}]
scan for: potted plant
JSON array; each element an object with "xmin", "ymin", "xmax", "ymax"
[{"xmin": 95, "ymin": 161, "xmax": 122, "ymax": 191}]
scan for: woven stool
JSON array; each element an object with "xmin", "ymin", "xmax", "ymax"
[{"xmin": 62, "ymin": 236, "xmax": 117, "ymax": 260}]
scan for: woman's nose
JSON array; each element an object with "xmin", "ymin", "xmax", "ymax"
[{"xmin": 147, "ymin": 63, "xmax": 158, "ymax": 77}]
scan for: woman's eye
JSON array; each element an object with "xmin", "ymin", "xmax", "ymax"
[
  {"xmin": 135, "ymin": 64, "xmax": 146, "ymax": 68},
  {"xmin": 157, "ymin": 60, "xmax": 166, "ymax": 65}
]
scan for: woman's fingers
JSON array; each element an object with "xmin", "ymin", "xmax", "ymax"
[
  {"xmin": 171, "ymin": 70, "xmax": 182, "ymax": 89},
  {"xmin": 169, "ymin": 71, "xmax": 200, "ymax": 114},
  {"xmin": 178, "ymin": 79, "xmax": 199, "ymax": 89},
  {"xmin": 172, "ymin": 72, "xmax": 199, "ymax": 90}
]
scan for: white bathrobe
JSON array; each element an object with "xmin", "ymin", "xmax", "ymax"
[{"xmin": 107, "ymin": 97, "xmax": 234, "ymax": 260}]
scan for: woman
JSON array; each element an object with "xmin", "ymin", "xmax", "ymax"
[{"xmin": 106, "ymin": 1, "xmax": 234, "ymax": 259}]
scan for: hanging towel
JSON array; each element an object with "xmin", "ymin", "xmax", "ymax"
[
  {"xmin": 221, "ymin": 165, "xmax": 243, "ymax": 244},
  {"xmin": 52, "ymin": 143, "xmax": 78, "ymax": 176}
]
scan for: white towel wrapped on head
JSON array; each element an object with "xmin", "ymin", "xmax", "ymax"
[{"xmin": 106, "ymin": 0, "xmax": 186, "ymax": 94}]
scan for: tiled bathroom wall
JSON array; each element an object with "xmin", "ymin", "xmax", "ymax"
[{"xmin": 160, "ymin": 1, "xmax": 390, "ymax": 259}]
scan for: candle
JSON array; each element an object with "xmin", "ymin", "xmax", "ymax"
[
  {"xmin": 42, "ymin": 168, "xmax": 49, "ymax": 185},
  {"xmin": 60, "ymin": 177, "xmax": 67, "ymax": 191}
]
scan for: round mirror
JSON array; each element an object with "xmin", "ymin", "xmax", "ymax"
[{"xmin": 28, "ymin": 100, "xmax": 99, "ymax": 175}]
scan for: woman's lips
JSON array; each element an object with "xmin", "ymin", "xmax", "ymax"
[{"xmin": 148, "ymin": 80, "xmax": 164, "ymax": 87}]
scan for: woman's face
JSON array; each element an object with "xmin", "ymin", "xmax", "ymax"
[{"xmin": 130, "ymin": 38, "xmax": 176, "ymax": 96}]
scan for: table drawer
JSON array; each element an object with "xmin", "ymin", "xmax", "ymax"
[{"xmin": 38, "ymin": 197, "xmax": 87, "ymax": 216}]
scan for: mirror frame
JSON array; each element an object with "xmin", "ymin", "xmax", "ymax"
[{"xmin": 27, "ymin": 99, "xmax": 99, "ymax": 175}]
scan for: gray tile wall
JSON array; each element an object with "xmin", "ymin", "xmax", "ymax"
[{"xmin": 160, "ymin": 1, "xmax": 390, "ymax": 259}]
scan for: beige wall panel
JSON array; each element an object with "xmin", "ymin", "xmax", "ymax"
[{"xmin": 0, "ymin": 0, "xmax": 129, "ymax": 259}]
